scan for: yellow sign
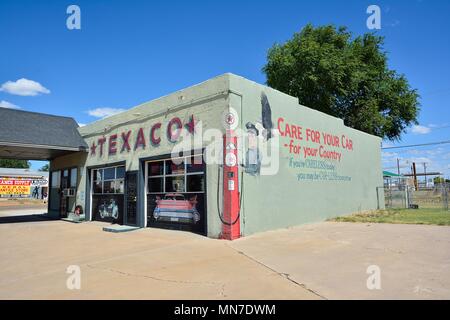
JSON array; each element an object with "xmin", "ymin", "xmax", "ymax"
[
  {"xmin": 0, "ymin": 185, "xmax": 31, "ymax": 195},
  {"xmin": 0, "ymin": 178, "xmax": 32, "ymax": 196}
]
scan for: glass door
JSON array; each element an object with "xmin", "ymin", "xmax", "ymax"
[
  {"xmin": 60, "ymin": 169, "xmax": 69, "ymax": 217},
  {"xmin": 125, "ymin": 172, "xmax": 137, "ymax": 226},
  {"xmin": 49, "ymin": 170, "xmax": 61, "ymax": 212}
]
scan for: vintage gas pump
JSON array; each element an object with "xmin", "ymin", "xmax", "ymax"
[{"xmin": 220, "ymin": 129, "xmax": 241, "ymax": 240}]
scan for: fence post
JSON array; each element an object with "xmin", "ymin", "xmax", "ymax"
[
  {"xmin": 405, "ymin": 186, "xmax": 408, "ymax": 209},
  {"xmin": 444, "ymin": 182, "xmax": 449, "ymax": 211}
]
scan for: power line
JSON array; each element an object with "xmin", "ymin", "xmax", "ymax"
[{"xmin": 382, "ymin": 140, "xmax": 450, "ymax": 150}]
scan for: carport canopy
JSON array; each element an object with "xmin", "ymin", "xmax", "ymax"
[{"xmin": 0, "ymin": 108, "xmax": 88, "ymax": 160}]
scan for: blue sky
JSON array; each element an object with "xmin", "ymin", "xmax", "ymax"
[{"xmin": 1, "ymin": 0, "xmax": 449, "ymax": 179}]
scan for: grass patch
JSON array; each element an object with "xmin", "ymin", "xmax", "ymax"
[{"xmin": 330, "ymin": 208, "xmax": 450, "ymax": 226}]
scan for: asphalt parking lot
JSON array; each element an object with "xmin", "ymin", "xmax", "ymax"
[{"xmin": 0, "ymin": 209, "xmax": 449, "ymax": 299}]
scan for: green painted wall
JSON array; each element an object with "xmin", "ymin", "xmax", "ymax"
[{"xmin": 229, "ymin": 74, "xmax": 384, "ymax": 236}]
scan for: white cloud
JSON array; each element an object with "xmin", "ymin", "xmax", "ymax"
[
  {"xmin": 407, "ymin": 148, "xmax": 446, "ymax": 157},
  {"xmin": 382, "ymin": 151, "xmax": 398, "ymax": 161},
  {"xmin": 0, "ymin": 78, "xmax": 50, "ymax": 96},
  {"xmin": 87, "ymin": 107, "xmax": 126, "ymax": 118},
  {"xmin": 77, "ymin": 123, "xmax": 86, "ymax": 127},
  {"xmin": 408, "ymin": 157, "xmax": 432, "ymax": 165},
  {"xmin": 411, "ymin": 125, "xmax": 431, "ymax": 135},
  {"xmin": 0, "ymin": 100, "xmax": 21, "ymax": 109}
]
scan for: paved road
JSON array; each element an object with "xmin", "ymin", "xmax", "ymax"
[
  {"xmin": 231, "ymin": 222, "xmax": 450, "ymax": 299},
  {"xmin": 0, "ymin": 203, "xmax": 47, "ymax": 214},
  {"xmin": 0, "ymin": 218, "xmax": 318, "ymax": 300},
  {"xmin": 0, "ymin": 204, "xmax": 49, "ymax": 223},
  {"xmin": 0, "ymin": 208, "xmax": 449, "ymax": 299}
]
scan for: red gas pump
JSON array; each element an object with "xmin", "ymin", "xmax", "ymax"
[{"xmin": 220, "ymin": 129, "xmax": 241, "ymax": 240}]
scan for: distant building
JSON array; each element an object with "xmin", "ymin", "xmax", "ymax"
[{"xmin": 0, "ymin": 168, "xmax": 49, "ymax": 200}]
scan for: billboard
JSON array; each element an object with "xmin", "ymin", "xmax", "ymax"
[{"xmin": 0, "ymin": 178, "xmax": 31, "ymax": 197}]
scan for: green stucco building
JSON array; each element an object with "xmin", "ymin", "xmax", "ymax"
[{"xmin": 48, "ymin": 73, "xmax": 384, "ymax": 238}]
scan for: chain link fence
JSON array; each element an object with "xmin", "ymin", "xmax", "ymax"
[{"xmin": 383, "ymin": 182, "xmax": 449, "ymax": 210}]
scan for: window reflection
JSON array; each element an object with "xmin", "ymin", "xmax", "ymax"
[{"xmin": 92, "ymin": 166, "xmax": 125, "ymax": 194}]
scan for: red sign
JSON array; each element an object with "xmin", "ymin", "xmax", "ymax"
[
  {"xmin": 90, "ymin": 115, "xmax": 197, "ymax": 157},
  {"xmin": 0, "ymin": 179, "xmax": 31, "ymax": 186},
  {"xmin": 277, "ymin": 117, "xmax": 354, "ymax": 162}
]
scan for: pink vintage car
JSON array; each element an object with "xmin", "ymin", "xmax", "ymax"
[{"xmin": 153, "ymin": 193, "xmax": 200, "ymax": 224}]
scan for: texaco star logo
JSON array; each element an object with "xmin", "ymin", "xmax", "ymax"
[
  {"xmin": 222, "ymin": 108, "xmax": 239, "ymax": 130},
  {"xmin": 226, "ymin": 113, "xmax": 235, "ymax": 125}
]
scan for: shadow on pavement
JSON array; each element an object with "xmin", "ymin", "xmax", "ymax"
[{"xmin": 0, "ymin": 214, "xmax": 58, "ymax": 224}]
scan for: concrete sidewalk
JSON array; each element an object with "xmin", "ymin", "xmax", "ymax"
[
  {"xmin": 230, "ymin": 222, "xmax": 450, "ymax": 299},
  {"xmin": 0, "ymin": 214, "xmax": 449, "ymax": 299},
  {"xmin": 0, "ymin": 219, "xmax": 318, "ymax": 300}
]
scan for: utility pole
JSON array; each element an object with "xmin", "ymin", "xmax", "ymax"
[
  {"xmin": 412, "ymin": 162, "xmax": 418, "ymax": 191},
  {"xmin": 397, "ymin": 158, "xmax": 401, "ymax": 187}
]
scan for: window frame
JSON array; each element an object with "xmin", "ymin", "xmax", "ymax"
[
  {"xmin": 70, "ymin": 167, "xmax": 78, "ymax": 188},
  {"xmin": 92, "ymin": 165, "xmax": 126, "ymax": 195},
  {"xmin": 147, "ymin": 154, "xmax": 205, "ymax": 195}
]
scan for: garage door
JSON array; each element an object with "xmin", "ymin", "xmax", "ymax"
[
  {"xmin": 146, "ymin": 153, "xmax": 206, "ymax": 235},
  {"xmin": 91, "ymin": 165, "xmax": 125, "ymax": 224}
]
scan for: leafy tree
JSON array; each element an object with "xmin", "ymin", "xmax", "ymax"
[
  {"xmin": 434, "ymin": 177, "xmax": 450, "ymax": 184},
  {"xmin": 263, "ymin": 24, "xmax": 420, "ymax": 140},
  {"xmin": 0, "ymin": 159, "xmax": 30, "ymax": 168},
  {"xmin": 39, "ymin": 164, "xmax": 49, "ymax": 172}
]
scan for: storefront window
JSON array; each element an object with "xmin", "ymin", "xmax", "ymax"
[
  {"xmin": 116, "ymin": 166, "xmax": 125, "ymax": 179},
  {"xmin": 186, "ymin": 155, "xmax": 204, "ymax": 173},
  {"xmin": 103, "ymin": 167, "xmax": 115, "ymax": 180},
  {"xmin": 165, "ymin": 176, "xmax": 185, "ymax": 193},
  {"xmin": 51, "ymin": 171, "xmax": 61, "ymax": 188},
  {"xmin": 148, "ymin": 161, "xmax": 164, "ymax": 176},
  {"xmin": 103, "ymin": 180, "xmax": 115, "ymax": 194},
  {"xmin": 62, "ymin": 170, "xmax": 69, "ymax": 189},
  {"xmin": 165, "ymin": 158, "xmax": 185, "ymax": 175},
  {"xmin": 116, "ymin": 180, "xmax": 125, "ymax": 194},
  {"xmin": 70, "ymin": 168, "xmax": 77, "ymax": 188},
  {"xmin": 147, "ymin": 155, "xmax": 204, "ymax": 194},
  {"xmin": 148, "ymin": 177, "xmax": 163, "ymax": 193},
  {"xmin": 93, "ymin": 180, "xmax": 102, "ymax": 194},
  {"xmin": 92, "ymin": 166, "xmax": 125, "ymax": 194},
  {"xmin": 187, "ymin": 175, "xmax": 204, "ymax": 192},
  {"xmin": 94, "ymin": 169, "xmax": 102, "ymax": 182}
]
